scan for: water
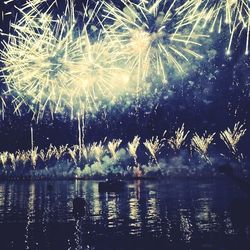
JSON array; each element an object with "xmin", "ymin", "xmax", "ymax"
[{"xmin": 0, "ymin": 178, "xmax": 250, "ymax": 250}]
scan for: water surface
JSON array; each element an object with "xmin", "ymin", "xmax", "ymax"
[{"xmin": 0, "ymin": 178, "xmax": 249, "ymax": 250}]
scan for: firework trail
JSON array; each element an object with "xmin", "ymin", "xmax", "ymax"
[
  {"xmin": 102, "ymin": 0, "xmax": 205, "ymax": 87},
  {"xmin": 178, "ymin": 0, "xmax": 250, "ymax": 55}
]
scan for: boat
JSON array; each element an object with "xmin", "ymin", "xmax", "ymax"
[{"xmin": 98, "ymin": 179, "xmax": 125, "ymax": 193}]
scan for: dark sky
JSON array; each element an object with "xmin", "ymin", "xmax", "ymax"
[{"xmin": 0, "ymin": 0, "xmax": 249, "ymax": 153}]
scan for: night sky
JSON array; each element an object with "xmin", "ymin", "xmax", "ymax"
[{"xmin": 0, "ymin": 0, "xmax": 249, "ymax": 154}]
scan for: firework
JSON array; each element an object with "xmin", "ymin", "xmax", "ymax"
[
  {"xmin": 220, "ymin": 122, "xmax": 246, "ymax": 157},
  {"xmin": 0, "ymin": 152, "xmax": 8, "ymax": 169},
  {"xmin": 79, "ymin": 145, "xmax": 88, "ymax": 161},
  {"xmin": 18, "ymin": 150, "xmax": 28, "ymax": 167},
  {"xmin": 70, "ymin": 34, "xmax": 127, "ymax": 112},
  {"xmin": 191, "ymin": 131, "xmax": 215, "ymax": 164},
  {"xmin": 9, "ymin": 153, "xmax": 16, "ymax": 170},
  {"xmin": 90, "ymin": 141, "xmax": 105, "ymax": 163},
  {"xmin": 178, "ymin": 0, "xmax": 250, "ymax": 55},
  {"xmin": 168, "ymin": 123, "xmax": 189, "ymax": 151},
  {"xmin": 1, "ymin": 0, "xmax": 77, "ymax": 117},
  {"xmin": 102, "ymin": 0, "xmax": 205, "ymax": 86},
  {"xmin": 0, "ymin": 0, "xmax": 125, "ymax": 118},
  {"xmin": 30, "ymin": 146, "xmax": 39, "ymax": 168},
  {"xmin": 143, "ymin": 136, "xmax": 164, "ymax": 165},
  {"xmin": 127, "ymin": 135, "xmax": 140, "ymax": 166},
  {"xmin": 68, "ymin": 146, "xmax": 78, "ymax": 164},
  {"xmin": 38, "ymin": 149, "xmax": 46, "ymax": 162},
  {"xmin": 58, "ymin": 144, "xmax": 69, "ymax": 158},
  {"xmin": 108, "ymin": 139, "xmax": 122, "ymax": 160},
  {"xmin": 0, "ymin": 122, "xmax": 247, "ymax": 177}
]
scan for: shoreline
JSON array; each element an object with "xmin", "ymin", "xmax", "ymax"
[{"xmin": 0, "ymin": 175, "xmax": 229, "ymax": 182}]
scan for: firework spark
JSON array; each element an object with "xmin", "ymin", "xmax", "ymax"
[{"xmin": 0, "ymin": 0, "xmax": 14, "ymax": 24}]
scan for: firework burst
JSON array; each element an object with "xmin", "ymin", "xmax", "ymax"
[
  {"xmin": 69, "ymin": 32, "xmax": 128, "ymax": 113},
  {"xmin": 1, "ymin": 0, "xmax": 78, "ymax": 117},
  {"xmin": 102, "ymin": 0, "xmax": 205, "ymax": 86},
  {"xmin": 0, "ymin": 0, "xmax": 126, "ymax": 118}
]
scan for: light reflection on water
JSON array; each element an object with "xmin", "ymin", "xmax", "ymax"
[{"xmin": 0, "ymin": 179, "xmax": 249, "ymax": 250}]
